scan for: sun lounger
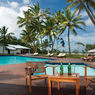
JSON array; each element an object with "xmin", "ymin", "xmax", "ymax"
[
  {"xmin": 57, "ymin": 53, "xmax": 66, "ymax": 58},
  {"xmin": 33, "ymin": 52, "xmax": 38, "ymax": 56},
  {"xmin": 25, "ymin": 53, "xmax": 33, "ymax": 56},
  {"xmin": 47, "ymin": 53, "xmax": 54, "ymax": 57}
]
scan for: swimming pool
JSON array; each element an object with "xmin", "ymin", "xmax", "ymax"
[
  {"xmin": 0, "ymin": 56, "xmax": 95, "ymax": 76},
  {"xmin": 0, "ymin": 56, "xmax": 51, "ymax": 65},
  {"xmin": 44, "ymin": 64, "xmax": 95, "ymax": 76}
]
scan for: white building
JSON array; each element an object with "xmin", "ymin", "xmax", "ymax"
[{"xmin": 0, "ymin": 44, "xmax": 30, "ymax": 54}]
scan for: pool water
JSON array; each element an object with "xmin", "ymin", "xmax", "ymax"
[
  {"xmin": 44, "ymin": 64, "xmax": 95, "ymax": 76},
  {"xmin": 0, "ymin": 56, "xmax": 51, "ymax": 65},
  {"xmin": 0, "ymin": 56, "xmax": 95, "ymax": 76}
]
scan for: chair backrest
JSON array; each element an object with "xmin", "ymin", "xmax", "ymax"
[{"xmin": 26, "ymin": 61, "xmax": 46, "ymax": 74}]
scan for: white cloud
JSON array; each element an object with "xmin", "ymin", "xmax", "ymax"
[
  {"xmin": 81, "ymin": 11, "xmax": 87, "ymax": 17},
  {"xmin": 85, "ymin": 18, "xmax": 93, "ymax": 26},
  {"xmin": 62, "ymin": 33, "xmax": 95, "ymax": 52},
  {"xmin": 23, "ymin": 0, "xmax": 30, "ymax": 4},
  {"xmin": 0, "ymin": 5, "xmax": 29, "ymax": 38},
  {"xmin": 18, "ymin": 6, "xmax": 29, "ymax": 17},
  {"xmin": 8, "ymin": 1, "xmax": 19, "ymax": 8}
]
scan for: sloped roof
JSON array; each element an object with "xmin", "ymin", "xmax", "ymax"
[
  {"xmin": 88, "ymin": 49, "xmax": 95, "ymax": 53},
  {"xmin": 6, "ymin": 46, "xmax": 16, "ymax": 50},
  {"xmin": 8, "ymin": 44, "xmax": 30, "ymax": 49}
]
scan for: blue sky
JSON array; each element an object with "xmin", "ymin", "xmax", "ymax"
[{"xmin": 0, "ymin": 0, "xmax": 95, "ymax": 52}]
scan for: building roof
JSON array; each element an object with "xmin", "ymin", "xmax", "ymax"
[
  {"xmin": 8, "ymin": 44, "xmax": 30, "ymax": 50},
  {"xmin": 6, "ymin": 46, "xmax": 16, "ymax": 51},
  {"xmin": 88, "ymin": 49, "xmax": 95, "ymax": 53}
]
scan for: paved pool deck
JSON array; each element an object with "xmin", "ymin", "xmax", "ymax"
[{"xmin": 0, "ymin": 57, "xmax": 95, "ymax": 95}]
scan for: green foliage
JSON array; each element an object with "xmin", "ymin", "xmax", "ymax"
[
  {"xmin": 72, "ymin": 49, "xmax": 79, "ymax": 53},
  {"xmin": 86, "ymin": 44, "xmax": 95, "ymax": 51},
  {"xmin": 67, "ymin": 0, "xmax": 95, "ymax": 25},
  {"xmin": 57, "ymin": 8, "xmax": 85, "ymax": 57},
  {"xmin": 66, "ymin": 54, "xmax": 86, "ymax": 58},
  {"xmin": 76, "ymin": 42, "xmax": 85, "ymax": 46}
]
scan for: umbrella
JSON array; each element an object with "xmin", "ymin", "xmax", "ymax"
[{"xmin": 88, "ymin": 49, "xmax": 95, "ymax": 53}]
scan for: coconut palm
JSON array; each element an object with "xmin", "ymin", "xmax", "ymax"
[
  {"xmin": 0, "ymin": 26, "xmax": 14, "ymax": 54},
  {"xmin": 21, "ymin": 28, "xmax": 37, "ymax": 45},
  {"xmin": 17, "ymin": 3, "xmax": 49, "ymax": 52},
  {"xmin": 76, "ymin": 42, "xmax": 85, "ymax": 52},
  {"xmin": 67, "ymin": 0, "xmax": 95, "ymax": 25},
  {"xmin": 44, "ymin": 16, "xmax": 57, "ymax": 53},
  {"xmin": 76, "ymin": 42, "xmax": 85, "ymax": 47},
  {"xmin": 58, "ymin": 9, "xmax": 85, "ymax": 57}
]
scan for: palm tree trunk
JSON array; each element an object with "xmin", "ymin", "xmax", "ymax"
[
  {"xmin": 86, "ymin": 2, "xmax": 95, "ymax": 19},
  {"xmin": 3, "ymin": 46, "xmax": 4, "ymax": 55},
  {"xmin": 3, "ymin": 36, "xmax": 5, "ymax": 55},
  {"xmin": 68, "ymin": 28, "xmax": 71, "ymax": 57},
  {"xmin": 41, "ymin": 38, "xmax": 43, "ymax": 54},
  {"xmin": 79, "ymin": 0, "xmax": 95, "ymax": 25},
  {"xmin": 52, "ymin": 41, "xmax": 54, "ymax": 53}
]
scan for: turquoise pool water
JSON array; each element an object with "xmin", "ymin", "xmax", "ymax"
[
  {"xmin": 35, "ymin": 64, "xmax": 95, "ymax": 76},
  {"xmin": 0, "ymin": 56, "xmax": 95, "ymax": 76},
  {"xmin": 0, "ymin": 56, "xmax": 51, "ymax": 65}
]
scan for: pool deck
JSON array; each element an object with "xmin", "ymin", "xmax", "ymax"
[{"xmin": 0, "ymin": 56, "xmax": 95, "ymax": 95}]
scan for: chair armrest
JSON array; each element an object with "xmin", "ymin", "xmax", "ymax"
[
  {"xmin": 84, "ymin": 65, "xmax": 95, "ymax": 78},
  {"xmin": 45, "ymin": 66, "xmax": 57, "ymax": 68},
  {"xmin": 44, "ymin": 66, "xmax": 57, "ymax": 75},
  {"xmin": 84, "ymin": 65, "xmax": 95, "ymax": 68}
]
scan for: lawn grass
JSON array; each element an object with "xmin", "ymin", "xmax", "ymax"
[
  {"xmin": 66, "ymin": 54, "xmax": 86, "ymax": 58},
  {"xmin": 38, "ymin": 53, "xmax": 86, "ymax": 58}
]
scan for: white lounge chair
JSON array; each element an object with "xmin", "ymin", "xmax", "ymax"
[
  {"xmin": 25, "ymin": 53, "xmax": 33, "ymax": 56},
  {"xmin": 47, "ymin": 53, "xmax": 51, "ymax": 56},
  {"xmin": 57, "ymin": 53, "xmax": 66, "ymax": 58},
  {"xmin": 33, "ymin": 53, "xmax": 38, "ymax": 56},
  {"xmin": 47, "ymin": 53, "xmax": 54, "ymax": 57},
  {"xmin": 50, "ymin": 53, "xmax": 54, "ymax": 57},
  {"xmin": 57, "ymin": 53, "xmax": 63, "ymax": 57}
]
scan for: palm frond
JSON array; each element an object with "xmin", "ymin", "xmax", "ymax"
[
  {"xmin": 67, "ymin": 1, "xmax": 79, "ymax": 10},
  {"xmin": 72, "ymin": 28, "xmax": 77, "ymax": 36}
]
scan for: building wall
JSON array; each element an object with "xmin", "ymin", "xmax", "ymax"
[
  {"xmin": 9, "ymin": 49, "xmax": 21, "ymax": 54},
  {"xmin": 0, "ymin": 46, "xmax": 8, "ymax": 54},
  {"xmin": 0, "ymin": 46, "xmax": 21, "ymax": 54}
]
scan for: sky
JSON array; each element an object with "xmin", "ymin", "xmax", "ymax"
[{"xmin": 0, "ymin": 0, "xmax": 95, "ymax": 52}]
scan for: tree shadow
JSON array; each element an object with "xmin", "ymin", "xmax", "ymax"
[
  {"xmin": 0, "ymin": 70, "xmax": 23, "ymax": 80},
  {"xmin": 0, "ymin": 82, "xmax": 94, "ymax": 95}
]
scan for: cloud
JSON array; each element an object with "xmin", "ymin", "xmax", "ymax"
[
  {"xmin": 85, "ymin": 18, "xmax": 93, "ymax": 26},
  {"xmin": 18, "ymin": 6, "xmax": 29, "ymax": 17},
  {"xmin": 62, "ymin": 32, "xmax": 95, "ymax": 52},
  {"xmin": 0, "ymin": 5, "xmax": 29, "ymax": 38},
  {"xmin": 81, "ymin": 11, "xmax": 88, "ymax": 17},
  {"xmin": 23, "ymin": 0, "xmax": 30, "ymax": 4},
  {"xmin": 8, "ymin": 1, "xmax": 19, "ymax": 8}
]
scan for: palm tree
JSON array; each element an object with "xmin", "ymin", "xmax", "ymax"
[
  {"xmin": 76, "ymin": 42, "xmax": 85, "ymax": 52},
  {"xmin": 76, "ymin": 42, "xmax": 85, "ymax": 47},
  {"xmin": 17, "ymin": 3, "xmax": 49, "ymax": 53},
  {"xmin": 67, "ymin": 0, "xmax": 95, "ymax": 25},
  {"xmin": 58, "ymin": 9, "xmax": 85, "ymax": 57},
  {"xmin": 21, "ymin": 27, "xmax": 37, "ymax": 45},
  {"xmin": 44, "ymin": 16, "xmax": 57, "ymax": 53},
  {"xmin": 0, "ymin": 26, "xmax": 14, "ymax": 54}
]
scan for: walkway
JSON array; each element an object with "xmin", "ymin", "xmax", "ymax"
[{"xmin": 0, "ymin": 57, "xmax": 94, "ymax": 95}]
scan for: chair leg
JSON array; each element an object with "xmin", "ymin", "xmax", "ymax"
[
  {"xmin": 85, "ymin": 79, "xmax": 87, "ymax": 89},
  {"xmin": 29, "ymin": 77, "xmax": 32, "ymax": 92},
  {"xmin": 26, "ymin": 78, "xmax": 28, "ymax": 86},
  {"xmin": 58, "ymin": 82, "xmax": 60, "ymax": 90},
  {"xmin": 45, "ymin": 78, "xmax": 47, "ymax": 84},
  {"xmin": 52, "ymin": 82, "xmax": 55, "ymax": 86}
]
